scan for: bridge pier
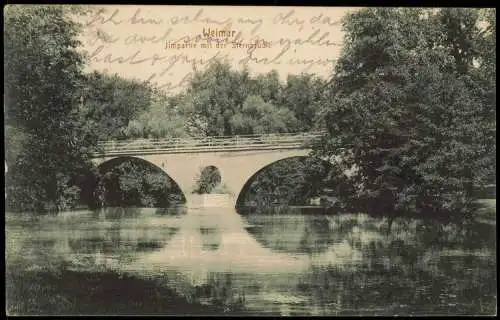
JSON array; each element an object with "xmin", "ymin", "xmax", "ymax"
[{"xmin": 184, "ymin": 194, "xmax": 236, "ymax": 209}]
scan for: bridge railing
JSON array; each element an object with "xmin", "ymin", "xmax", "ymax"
[{"xmin": 94, "ymin": 131, "xmax": 326, "ymax": 155}]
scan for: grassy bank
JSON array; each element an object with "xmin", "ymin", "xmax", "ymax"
[{"xmin": 6, "ymin": 267, "xmax": 247, "ymax": 316}]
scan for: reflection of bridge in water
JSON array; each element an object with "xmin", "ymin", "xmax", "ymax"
[{"xmin": 126, "ymin": 207, "xmax": 363, "ymax": 285}]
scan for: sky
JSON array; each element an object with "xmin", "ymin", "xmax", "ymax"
[{"xmin": 77, "ymin": 5, "xmax": 359, "ymax": 94}]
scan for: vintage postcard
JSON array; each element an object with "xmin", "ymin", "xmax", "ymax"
[{"xmin": 5, "ymin": 5, "xmax": 496, "ymax": 316}]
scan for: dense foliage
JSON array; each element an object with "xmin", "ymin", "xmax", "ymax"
[
  {"xmin": 80, "ymin": 72, "xmax": 155, "ymax": 140},
  {"xmin": 5, "ymin": 5, "xmax": 96, "ymax": 212},
  {"xmin": 314, "ymin": 8, "xmax": 496, "ymax": 217},
  {"xmin": 146, "ymin": 61, "xmax": 327, "ymax": 137},
  {"xmin": 5, "ymin": 6, "xmax": 494, "ymax": 215},
  {"xmin": 95, "ymin": 158, "xmax": 184, "ymax": 208},
  {"xmin": 238, "ymin": 157, "xmax": 341, "ymax": 207},
  {"xmin": 192, "ymin": 166, "xmax": 223, "ymax": 195},
  {"xmin": 123, "ymin": 93, "xmax": 187, "ymax": 139}
]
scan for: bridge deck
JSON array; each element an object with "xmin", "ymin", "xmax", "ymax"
[{"xmin": 92, "ymin": 131, "xmax": 324, "ymax": 156}]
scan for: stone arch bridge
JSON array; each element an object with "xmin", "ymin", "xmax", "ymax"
[{"xmin": 91, "ymin": 132, "xmax": 330, "ymax": 208}]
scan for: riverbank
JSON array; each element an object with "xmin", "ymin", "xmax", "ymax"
[{"xmin": 6, "ymin": 265, "xmax": 251, "ymax": 316}]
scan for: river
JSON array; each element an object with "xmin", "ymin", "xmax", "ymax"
[{"xmin": 5, "ymin": 204, "xmax": 497, "ymax": 316}]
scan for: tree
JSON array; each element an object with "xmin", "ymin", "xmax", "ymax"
[
  {"xmin": 250, "ymin": 70, "xmax": 282, "ymax": 106},
  {"xmin": 80, "ymin": 71, "xmax": 155, "ymax": 140},
  {"xmin": 280, "ymin": 74, "xmax": 327, "ymax": 131},
  {"xmin": 192, "ymin": 166, "xmax": 222, "ymax": 194},
  {"xmin": 315, "ymin": 8, "xmax": 496, "ymax": 218},
  {"xmin": 4, "ymin": 5, "xmax": 96, "ymax": 212},
  {"xmin": 470, "ymin": 8, "xmax": 496, "ymax": 186},
  {"xmin": 179, "ymin": 60, "xmax": 327, "ymax": 137},
  {"xmin": 230, "ymin": 95, "xmax": 299, "ymax": 135},
  {"xmin": 123, "ymin": 92, "xmax": 187, "ymax": 139},
  {"xmin": 4, "ymin": 124, "xmax": 26, "ymax": 167},
  {"xmin": 181, "ymin": 60, "xmax": 251, "ymax": 136}
]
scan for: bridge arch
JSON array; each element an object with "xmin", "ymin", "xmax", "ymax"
[
  {"xmin": 95, "ymin": 156, "xmax": 187, "ymax": 206},
  {"xmin": 92, "ymin": 150, "xmax": 348, "ymax": 208},
  {"xmin": 234, "ymin": 155, "xmax": 337, "ymax": 208}
]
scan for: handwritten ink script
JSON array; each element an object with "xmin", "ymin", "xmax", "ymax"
[{"xmin": 79, "ymin": 6, "xmax": 355, "ymax": 92}]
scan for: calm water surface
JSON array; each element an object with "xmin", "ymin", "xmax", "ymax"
[{"xmin": 5, "ymin": 205, "xmax": 497, "ymax": 315}]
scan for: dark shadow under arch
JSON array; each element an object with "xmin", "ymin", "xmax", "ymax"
[
  {"xmin": 93, "ymin": 156, "xmax": 186, "ymax": 208},
  {"xmin": 235, "ymin": 156, "xmax": 342, "ymax": 210}
]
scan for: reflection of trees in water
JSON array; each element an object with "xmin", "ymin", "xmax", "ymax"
[
  {"xmin": 244, "ymin": 209, "xmax": 495, "ymax": 287},
  {"xmin": 42, "ymin": 208, "xmax": 180, "ymax": 268},
  {"xmin": 298, "ymin": 216, "xmax": 338, "ymax": 254},
  {"xmin": 298, "ymin": 252, "xmax": 496, "ymax": 315},
  {"xmin": 293, "ymin": 213, "xmax": 497, "ymax": 315},
  {"xmin": 188, "ymin": 272, "xmax": 246, "ymax": 313},
  {"xmin": 7, "ymin": 233, "xmax": 62, "ymax": 271},
  {"xmin": 155, "ymin": 206, "xmax": 187, "ymax": 216},
  {"xmin": 412, "ymin": 219, "xmax": 496, "ymax": 250},
  {"xmin": 245, "ymin": 213, "xmax": 337, "ymax": 255},
  {"xmin": 99, "ymin": 207, "xmax": 142, "ymax": 219},
  {"xmin": 67, "ymin": 225, "xmax": 176, "ymax": 256},
  {"xmin": 327, "ymin": 214, "xmax": 496, "ymax": 262}
]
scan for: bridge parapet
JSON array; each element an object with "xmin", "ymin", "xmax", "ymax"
[{"xmin": 93, "ymin": 131, "xmax": 325, "ymax": 156}]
